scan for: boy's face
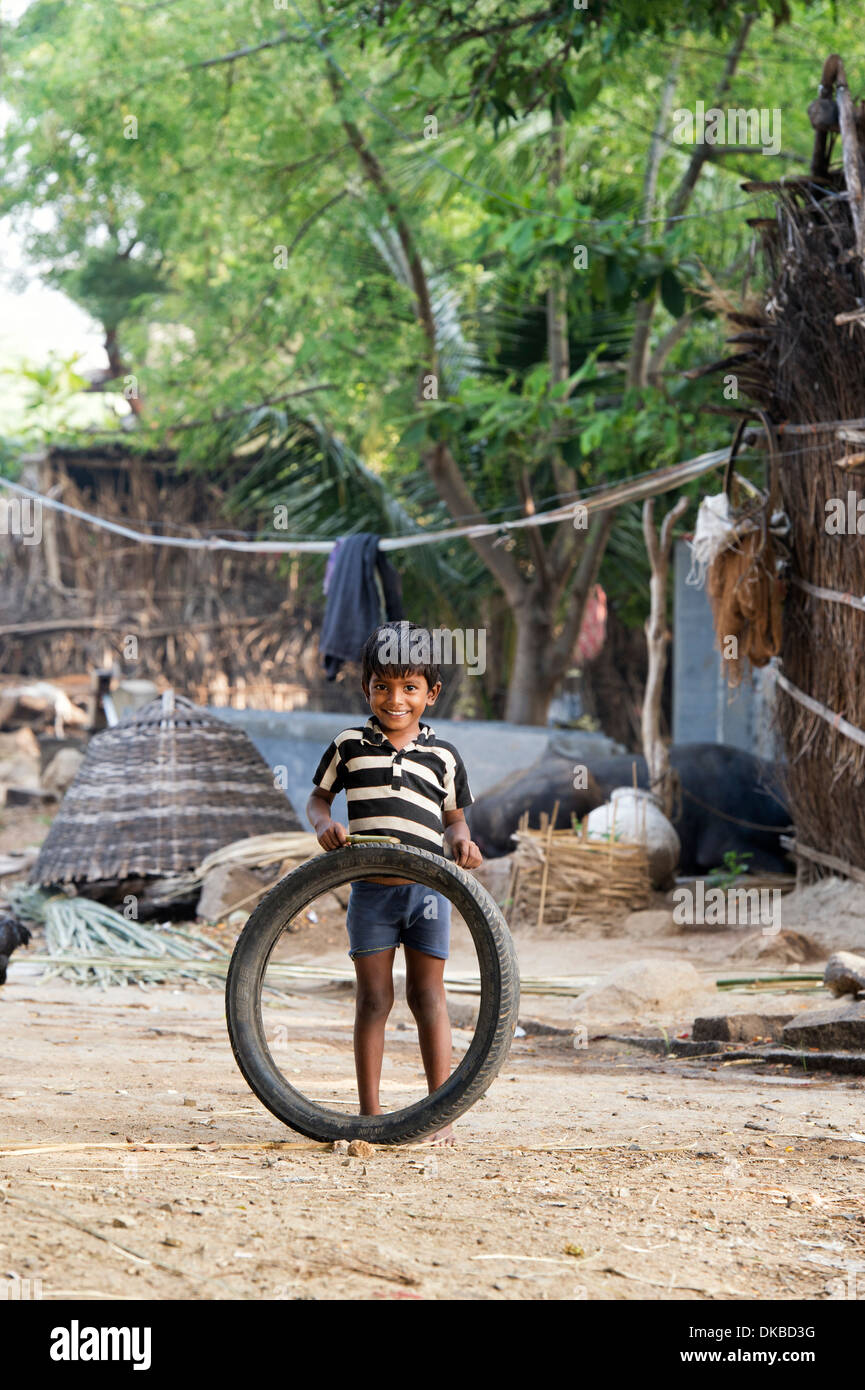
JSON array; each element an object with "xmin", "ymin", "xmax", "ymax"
[{"xmin": 363, "ymin": 669, "xmax": 441, "ymax": 736}]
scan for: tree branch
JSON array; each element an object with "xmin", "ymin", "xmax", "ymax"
[
  {"xmin": 316, "ymin": 22, "xmax": 526, "ymax": 603},
  {"xmin": 519, "ymin": 468, "xmax": 551, "ymax": 590},
  {"xmin": 189, "ymin": 29, "xmax": 304, "ymax": 70},
  {"xmin": 641, "ymin": 494, "xmax": 688, "ymax": 814},
  {"xmin": 626, "ymin": 60, "xmax": 679, "ymax": 390},
  {"xmin": 165, "ymin": 384, "xmax": 335, "ymax": 433},
  {"xmin": 548, "ymin": 508, "xmax": 616, "ymax": 671},
  {"xmin": 423, "ymin": 444, "xmax": 526, "ymax": 605},
  {"xmin": 628, "ymin": 16, "xmax": 754, "ymax": 392},
  {"xmin": 666, "ymin": 12, "xmax": 756, "ymax": 226},
  {"xmin": 646, "ymin": 311, "xmax": 695, "ymax": 384}
]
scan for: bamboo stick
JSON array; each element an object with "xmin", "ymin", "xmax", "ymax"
[{"xmin": 536, "ymin": 800, "xmax": 559, "ymax": 930}]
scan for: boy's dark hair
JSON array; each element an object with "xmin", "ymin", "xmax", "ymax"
[{"xmin": 361, "ymin": 621, "xmax": 441, "ymax": 691}]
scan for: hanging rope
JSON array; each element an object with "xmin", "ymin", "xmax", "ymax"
[{"xmin": 0, "ymin": 447, "xmax": 731, "ymax": 556}]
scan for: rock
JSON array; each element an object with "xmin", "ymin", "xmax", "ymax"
[
  {"xmin": 41, "ymin": 746, "xmax": 84, "ymax": 799},
  {"xmin": 332, "ymin": 1140, "xmax": 349, "ymax": 1155},
  {"xmin": 572, "ymin": 959, "xmax": 706, "ymax": 1023},
  {"xmin": 624, "ymin": 908, "xmax": 678, "ymax": 937},
  {"xmin": 731, "ymin": 930, "xmax": 823, "ymax": 966},
  {"xmin": 197, "ymin": 861, "xmax": 272, "ymax": 922},
  {"xmin": 347, "ymin": 1139, "xmax": 374, "ymax": 1158},
  {"xmin": 471, "ymin": 855, "xmax": 515, "ymax": 905},
  {"xmin": 824, "ymin": 951, "xmax": 865, "ymax": 998},
  {"xmin": 782, "ymin": 1000, "xmax": 865, "ymax": 1050},
  {"xmin": 692, "ymin": 1013, "xmax": 794, "ymax": 1043},
  {"xmin": 586, "ymin": 788, "xmax": 680, "ymax": 888},
  {"xmin": 447, "ymin": 1001, "xmax": 478, "ymax": 1030},
  {"xmin": 112, "ymin": 1215, "xmax": 135, "ymax": 1228},
  {"xmin": 0, "ymin": 726, "xmax": 41, "ymax": 799},
  {"xmin": 3, "ymin": 787, "xmax": 52, "ymax": 806},
  {"xmin": 517, "ymin": 1017, "xmax": 574, "ymax": 1037}
]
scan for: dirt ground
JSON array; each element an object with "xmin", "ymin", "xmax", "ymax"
[{"xmin": 3, "ymin": 887, "xmax": 865, "ymax": 1302}]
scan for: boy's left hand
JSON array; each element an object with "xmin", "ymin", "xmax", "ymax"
[{"xmin": 450, "ymin": 836, "xmax": 483, "ymax": 870}]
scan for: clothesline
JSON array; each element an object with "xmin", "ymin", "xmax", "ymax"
[{"xmin": 0, "ymin": 447, "xmax": 730, "ymax": 555}]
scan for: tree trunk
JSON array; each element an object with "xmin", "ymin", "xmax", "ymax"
[
  {"xmin": 505, "ymin": 598, "xmax": 553, "ymax": 725},
  {"xmin": 641, "ymin": 495, "xmax": 687, "ymax": 815},
  {"xmin": 629, "ymin": 18, "xmax": 754, "ymax": 389},
  {"xmin": 326, "ymin": 55, "xmax": 612, "ymax": 725}
]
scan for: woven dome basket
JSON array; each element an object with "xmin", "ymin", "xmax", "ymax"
[{"xmin": 31, "ymin": 693, "xmax": 301, "ymax": 885}]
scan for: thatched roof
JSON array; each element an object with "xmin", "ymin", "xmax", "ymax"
[
  {"xmin": 702, "ymin": 67, "xmax": 865, "ymax": 871},
  {"xmin": 31, "ymin": 693, "xmax": 301, "ymax": 885}
]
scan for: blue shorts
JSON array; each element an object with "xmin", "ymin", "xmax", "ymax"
[{"xmin": 345, "ymin": 880, "xmax": 451, "ymax": 961}]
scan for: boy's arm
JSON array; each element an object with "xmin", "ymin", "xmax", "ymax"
[
  {"xmin": 307, "ymin": 787, "xmax": 349, "ymax": 851},
  {"xmin": 443, "ymin": 808, "xmax": 482, "ymax": 870}
]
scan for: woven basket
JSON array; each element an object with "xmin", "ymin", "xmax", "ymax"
[
  {"xmin": 31, "ymin": 692, "xmax": 301, "ymax": 885},
  {"xmin": 507, "ymin": 808, "xmax": 652, "ymax": 929}
]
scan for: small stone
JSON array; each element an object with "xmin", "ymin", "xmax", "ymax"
[
  {"xmin": 41, "ymin": 746, "xmax": 84, "ymax": 798},
  {"xmin": 332, "ymin": 1140, "xmax": 349, "ymax": 1155},
  {"xmin": 111, "ymin": 1215, "xmax": 134, "ymax": 1228},
  {"xmin": 572, "ymin": 959, "xmax": 705, "ymax": 1023},
  {"xmin": 197, "ymin": 861, "xmax": 272, "ymax": 922},
  {"xmin": 693, "ymin": 1013, "xmax": 794, "ymax": 1043},
  {"xmin": 347, "ymin": 1139, "xmax": 374, "ymax": 1159},
  {"xmin": 447, "ymin": 1001, "xmax": 478, "ymax": 1030},
  {"xmin": 782, "ymin": 999, "xmax": 865, "ymax": 1049},
  {"xmin": 162, "ymin": 1237, "xmax": 182, "ymax": 1248},
  {"xmin": 182, "ymin": 1097, "xmax": 197, "ymax": 1107},
  {"xmin": 731, "ymin": 929, "xmax": 822, "ymax": 966},
  {"xmin": 624, "ymin": 909, "xmax": 677, "ymax": 937},
  {"xmin": 824, "ymin": 951, "xmax": 865, "ymax": 998}
]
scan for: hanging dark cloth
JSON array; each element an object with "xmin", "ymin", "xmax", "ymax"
[{"xmin": 319, "ymin": 532, "xmax": 404, "ymax": 680}]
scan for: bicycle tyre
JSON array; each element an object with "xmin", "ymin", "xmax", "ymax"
[{"xmin": 225, "ymin": 843, "xmax": 520, "ymax": 1144}]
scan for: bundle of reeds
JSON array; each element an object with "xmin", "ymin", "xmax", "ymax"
[
  {"xmin": 506, "ymin": 804, "xmax": 651, "ymax": 931},
  {"xmin": 9, "ymin": 884, "xmax": 224, "ymax": 987}
]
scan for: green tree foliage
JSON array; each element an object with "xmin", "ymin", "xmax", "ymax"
[{"xmin": 0, "ymin": 0, "xmax": 848, "ymax": 714}]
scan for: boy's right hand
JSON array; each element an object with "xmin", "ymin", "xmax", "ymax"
[{"xmin": 316, "ymin": 819, "xmax": 349, "ymax": 851}]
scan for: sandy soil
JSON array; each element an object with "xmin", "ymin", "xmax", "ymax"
[{"xmin": 3, "ymin": 898, "xmax": 865, "ymax": 1303}]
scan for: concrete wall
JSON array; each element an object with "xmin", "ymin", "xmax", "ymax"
[
  {"xmin": 209, "ymin": 707, "xmax": 620, "ymax": 824},
  {"xmin": 672, "ymin": 539, "xmax": 776, "ymax": 758}
]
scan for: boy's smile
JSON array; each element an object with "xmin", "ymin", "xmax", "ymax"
[{"xmin": 363, "ymin": 671, "xmax": 441, "ymax": 746}]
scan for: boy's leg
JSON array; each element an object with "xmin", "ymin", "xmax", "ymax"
[
  {"xmin": 404, "ymin": 945, "xmax": 455, "ymax": 1144},
  {"xmin": 352, "ymin": 948, "xmax": 396, "ymax": 1115}
]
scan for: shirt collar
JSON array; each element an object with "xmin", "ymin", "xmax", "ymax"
[{"xmin": 363, "ymin": 715, "xmax": 435, "ymax": 748}]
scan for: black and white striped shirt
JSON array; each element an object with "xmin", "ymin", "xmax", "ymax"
[{"xmin": 312, "ymin": 716, "xmax": 473, "ymax": 852}]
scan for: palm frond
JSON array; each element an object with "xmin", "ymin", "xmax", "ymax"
[{"xmin": 211, "ymin": 407, "xmax": 490, "ymax": 622}]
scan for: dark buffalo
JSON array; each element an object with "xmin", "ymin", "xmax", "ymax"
[
  {"xmin": 464, "ymin": 758, "xmax": 603, "ymax": 859},
  {"xmin": 466, "ymin": 742, "xmax": 792, "ymax": 876}
]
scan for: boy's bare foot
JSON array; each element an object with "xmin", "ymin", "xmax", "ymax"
[{"xmin": 422, "ymin": 1123, "xmax": 456, "ymax": 1147}]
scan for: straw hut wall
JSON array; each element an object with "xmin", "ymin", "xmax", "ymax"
[
  {"xmin": 0, "ymin": 445, "xmax": 345, "ymax": 712},
  {"xmin": 31, "ymin": 694, "xmax": 301, "ymax": 888},
  {"xmin": 710, "ymin": 57, "xmax": 865, "ymax": 872}
]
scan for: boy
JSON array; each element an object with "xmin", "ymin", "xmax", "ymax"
[{"xmin": 307, "ymin": 621, "xmax": 482, "ymax": 1145}]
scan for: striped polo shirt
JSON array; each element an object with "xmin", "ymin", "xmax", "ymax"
[{"xmin": 312, "ymin": 716, "xmax": 473, "ymax": 852}]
